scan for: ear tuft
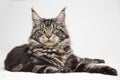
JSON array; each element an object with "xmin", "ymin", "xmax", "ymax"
[
  {"xmin": 31, "ymin": 7, "xmax": 35, "ymax": 12},
  {"xmin": 61, "ymin": 7, "xmax": 67, "ymax": 12}
]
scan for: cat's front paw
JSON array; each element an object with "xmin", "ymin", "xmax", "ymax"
[
  {"xmin": 102, "ymin": 66, "xmax": 117, "ymax": 76},
  {"xmin": 60, "ymin": 67, "xmax": 71, "ymax": 73},
  {"xmin": 99, "ymin": 59, "xmax": 105, "ymax": 63},
  {"xmin": 94, "ymin": 59, "xmax": 105, "ymax": 63}
]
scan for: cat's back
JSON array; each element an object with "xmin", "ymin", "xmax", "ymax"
[{"xmin": 4, "ymin": 44, "xmax": 30, "ymax": 71}]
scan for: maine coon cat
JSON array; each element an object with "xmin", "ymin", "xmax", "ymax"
[{"xmin": 5, "ymin": 8, "xmax": 117, "ymax": 76}]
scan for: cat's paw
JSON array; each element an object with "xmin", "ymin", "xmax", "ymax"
[
  {"xmin": 102, "ymin": 66, "xmax": 117, "ymax": 76},
  {"xmin": 94, "ymin": 59, "xmax": 105, "ymax": 63},
  {"xmin": 99, "ymin": 59, "xmax": 105, "ymax": 63},
  {"xmin": 60, "ymin": 67, "xmax": 71, "ymax": 73}
]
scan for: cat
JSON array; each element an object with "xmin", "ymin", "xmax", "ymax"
[{"xmin": 4, "ymin": 8, "xmax": 117, "ymax": 76}]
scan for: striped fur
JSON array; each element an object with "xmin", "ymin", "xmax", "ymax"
[{"xmin": 4, "ymin": 8, "xmax": 117, "ymax": 76}]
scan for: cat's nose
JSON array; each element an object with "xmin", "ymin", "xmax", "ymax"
[{"xmin": 46, "ymin": 34, "xmax": 52, "ymax": 39}]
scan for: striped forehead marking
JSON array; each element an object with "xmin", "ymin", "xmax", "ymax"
[{"xmin": 42, "ymin": 19, "xmax": 54, "ymax": 27}]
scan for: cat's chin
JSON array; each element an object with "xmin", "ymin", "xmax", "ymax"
[{"xmin": 43, "ymin": 42, "xmax": 57, "ymax": 46}]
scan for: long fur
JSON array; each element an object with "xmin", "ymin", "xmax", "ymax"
[{"xmin": 4, "ymin": 8, "xmax": 117, "ymax": 75}]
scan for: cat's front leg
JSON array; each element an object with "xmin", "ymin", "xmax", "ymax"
[
  {"xmin": 32, "ymin": 65, "xmax": 66, "ymax": 73},
  {"xmin": 75, "ymin": 63, "xmax": 117, "ymax": 76},
  {"xmin": 32, "ymin": 65, "xmax": 71, "ymax": 73},
  {"xmin": 32, "ymin": 65, "xmax": 58, "ymax": 73},
  {"xmin": 79, "ymin": 57, "xmax": 105, "ymax": 64},
  {"xmin": 65, "ymin": 54, "xmax": 105, "ymax": 71}
]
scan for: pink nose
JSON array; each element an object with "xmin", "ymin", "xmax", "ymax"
[{"xmin": 46, "ymin": 34, "xmax": 52, "ymax": 39}]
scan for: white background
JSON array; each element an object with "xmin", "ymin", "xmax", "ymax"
[{"xmin": 0, "ymin": 0, "xmax": 120, "ymax": 80}]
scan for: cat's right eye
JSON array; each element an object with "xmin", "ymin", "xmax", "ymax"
[{"xmin": 39, "ymin": 29, "xmax": 44, "ymax": 33}]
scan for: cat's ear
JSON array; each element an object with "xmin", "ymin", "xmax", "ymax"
[
  {"xmin": 31, "ymin": 8, "xmax": 42, "ymax": 25},
  {"xmin": 56, "ymin": 7, "xmax": 66, "ymax": 24}
]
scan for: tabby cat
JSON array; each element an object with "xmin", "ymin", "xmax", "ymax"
[{"xmin": 5, "ymin": 8, "xmax": 117, "ymax": 76}]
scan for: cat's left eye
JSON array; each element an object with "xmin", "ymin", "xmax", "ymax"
[{"xmin": 52, "ymin": 28, "xmax": 58, "ymax": 33}]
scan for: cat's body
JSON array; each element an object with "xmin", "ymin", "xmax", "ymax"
[{"xmin": 5, "ymin": 8, "xmax": 117, "ymax": 75}]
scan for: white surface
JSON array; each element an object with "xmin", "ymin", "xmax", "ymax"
[{"xmin": 0, "ymin": 0, "xmax": 120, "ymax": 80}]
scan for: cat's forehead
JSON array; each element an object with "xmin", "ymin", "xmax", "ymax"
[{"xmin": 41, "ymin": 18, "xmax": 56, "ymax": 27}]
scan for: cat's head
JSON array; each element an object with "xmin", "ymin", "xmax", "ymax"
[{"xmin": 29, "ymin": 8, "xmax": 70, "ymax": 47}]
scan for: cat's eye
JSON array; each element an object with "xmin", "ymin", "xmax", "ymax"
[
  {"xmin": 39, "ymin": 29, "xmax": 45, "ymax": 33},
  {"xmin": 40, "ymin": 29, "xmax": 43, "ymax": 32},
  {"xmin": 52, "ymin": 28, "xmax": 58, "ymax": 33}
]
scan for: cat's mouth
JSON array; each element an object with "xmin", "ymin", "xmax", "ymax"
[
  {"xmin": 46, "ymin": 39, "xmax": 53, "ymax": 42},
  {"xmin": 44, "ymin": 39, "xmax": 56, "ymax": 44},
  {"xmin": 39, "ymin": 35, "xmax": 59, "ymax": 46}
]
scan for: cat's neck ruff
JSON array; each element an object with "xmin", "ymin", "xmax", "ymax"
[{"xmin": 28, "ymin": 38, "xmax": 72, "ymax": 54}]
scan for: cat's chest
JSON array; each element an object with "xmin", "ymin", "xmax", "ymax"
[{"xmin": 29, "ymin": 48, "xmax": 68, "ymax": 63}]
